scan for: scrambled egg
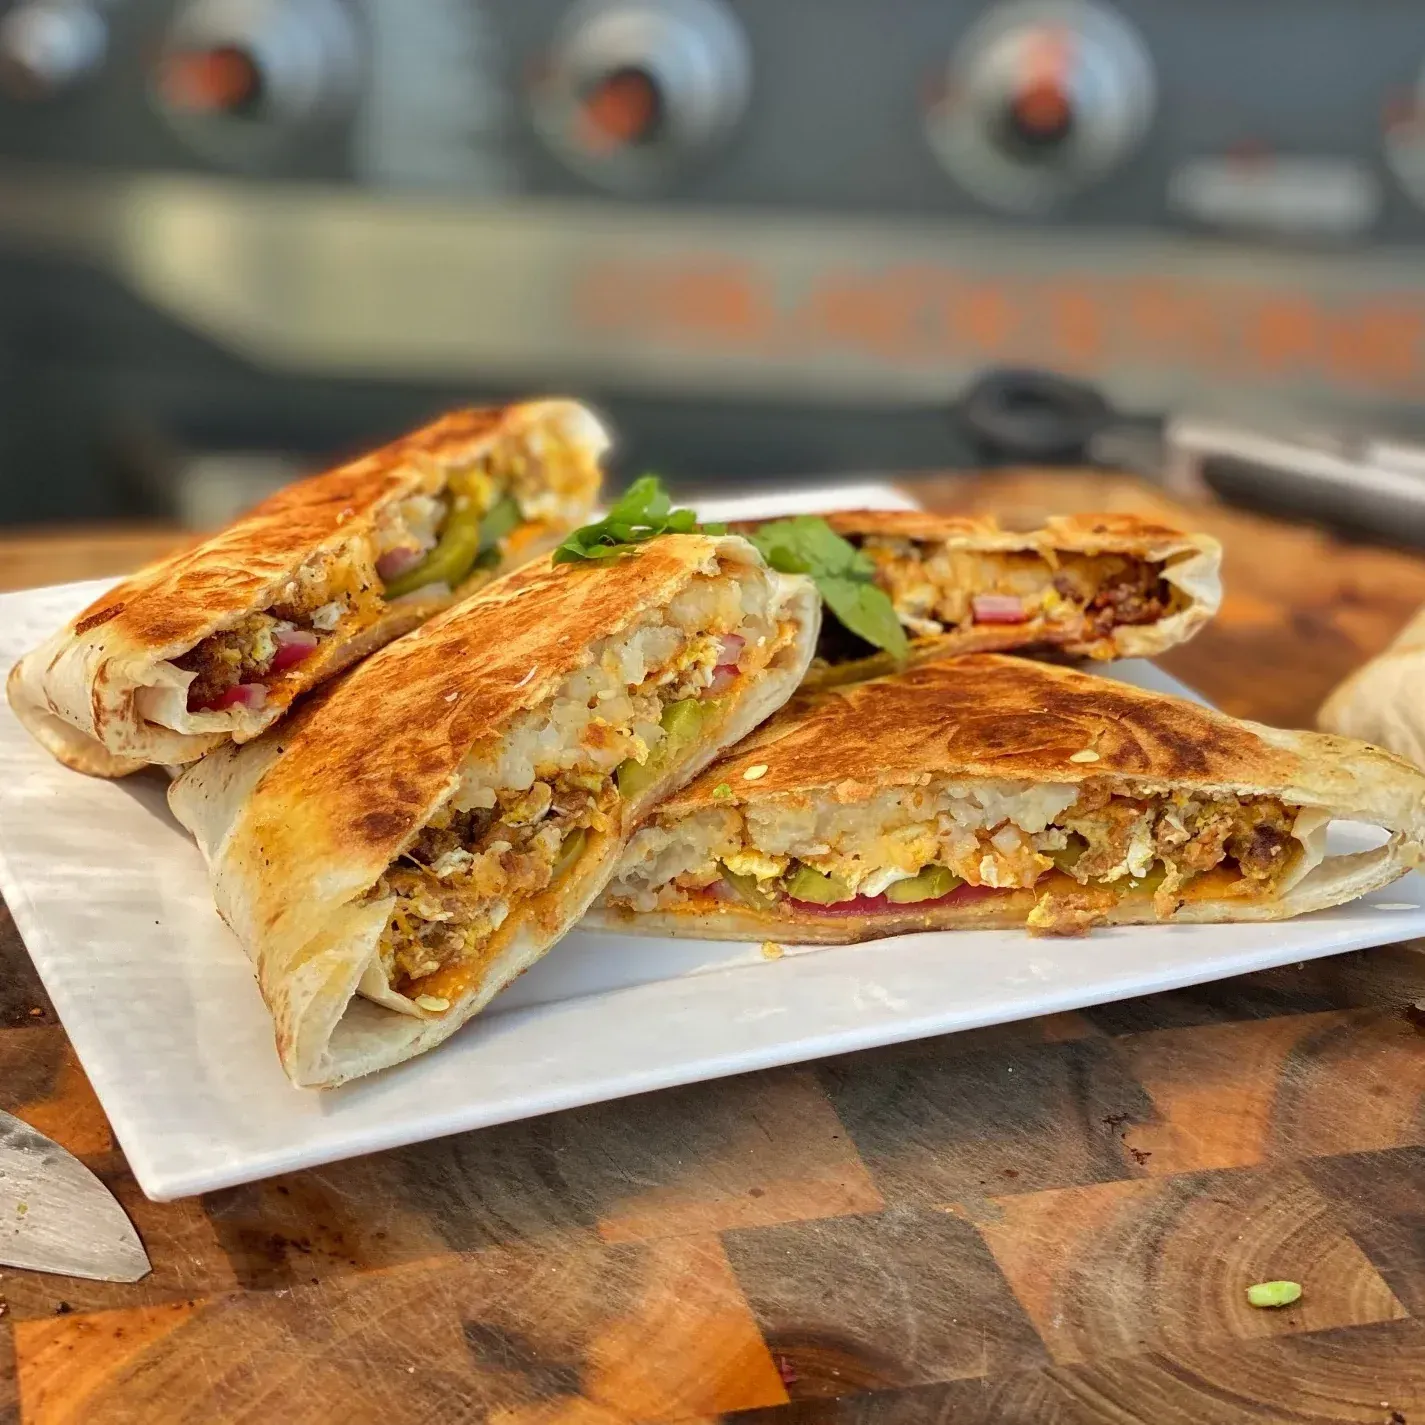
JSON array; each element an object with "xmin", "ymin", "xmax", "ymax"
[{"xmin": 722, "ymin": 848, "xmax": 790, "ymax": 882}]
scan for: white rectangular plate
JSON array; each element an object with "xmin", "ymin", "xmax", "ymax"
[{"xmin": 2, "ymin": 485, "xmax": 1422, "ymax": 1201}]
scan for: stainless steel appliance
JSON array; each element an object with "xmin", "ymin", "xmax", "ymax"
[{"xmin": 2, "ymin": 0, "xmax": 1424, "ymax": 521}]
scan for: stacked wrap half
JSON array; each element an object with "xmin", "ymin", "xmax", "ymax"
[{"xmin": 168, "ymin": 533, "xmax": 819, "ymax": 1086}]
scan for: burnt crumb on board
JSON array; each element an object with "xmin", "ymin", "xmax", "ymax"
[
  {"xmin": 54, "ymin": 1302, "xmax": 72, "ymax": 1316},
  {"xmin": 1100, "ymin": 1111, "xmax": 1151, "ymax": 1165}
]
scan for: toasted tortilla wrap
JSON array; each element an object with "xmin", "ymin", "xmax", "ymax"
[
  {"xmin": 167, "ymin": 534, "xmax": 819, "ymax": 1087},
  {"xmin": 589, "ymin": 654, "xmax": 1425, "ymax": 942},
  {"xmin": 1318, "ymin": 604, "xmax": 1425, "ymax": 767},
  {"xmin": 8, "ymin": 400, "xmax": 608, "ymax": 778},
  {"xmin": 778, "ymin": 511, "xmax": 1220, "ymax": 688}
]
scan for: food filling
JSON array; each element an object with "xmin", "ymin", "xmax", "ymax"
[
  {"xmin": 815, "ymin": 538, "xmax": 1185, "ymax": 666},
  {"xmin": 365, "ymin": 568, "xmax": 795, "ymax": 1009},
  {"xmin": 601, "ymin": 778, "xmax": 1308, "ymax": 936},
  {"xmin": 174, "ymin": 428, "xmax": 595, "ymax": 714}
]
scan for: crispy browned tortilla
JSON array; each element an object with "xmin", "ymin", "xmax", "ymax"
[
  {"xmin": 167, "ymin": 533, "xmax": 820, "ymax": 1088},
  {"xmin": 589, "ymin": 654, "xmax": 1425, "ymax": 941},
  {"xmin": 782, "ymin": 510, "xmax": 1220, "ymax": 688},
  {"xmin": 8, "ymin": 400, "xmax": 607, "ymax": 777}
]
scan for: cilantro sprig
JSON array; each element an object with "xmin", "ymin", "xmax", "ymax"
[
  {"xmin": 553, "ymin": 475, "xmax": 718, "ymax": 563},
  {"xmin": 553, "ymin": 476, "xmax": 908, "ymax": 661},
  {"xmin": 746, "ymin": 516, "xmax": 909, "ymax": 662}
]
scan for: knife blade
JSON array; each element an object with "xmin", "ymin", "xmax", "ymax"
[{"xmin": 0, "ymin": 1109, "xmax": 150, "ymax": 1282}]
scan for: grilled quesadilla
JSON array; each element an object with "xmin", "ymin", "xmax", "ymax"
[
  {"xmin": 776, "ymin": 511, "xmax": 1220, "ymax": 688},
  {"xmin": 8, "ymin": 400, "xmax": 607, "ymax": 778},
  {"xmin": 1318, "ymin": 604, "xmax": 1425, "ymax": 766},
  {"xmin": 167, "ymin": 533, "xmax": 819, "ymax": 1087},
  {"xmin": 590, "ymin": 654, "xmax": 1424, "ymax": 941}
]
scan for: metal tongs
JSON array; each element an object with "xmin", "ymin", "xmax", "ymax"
[{"xmin": 958, "ymin": 369, "xmax": 1425, "ymax": 547}]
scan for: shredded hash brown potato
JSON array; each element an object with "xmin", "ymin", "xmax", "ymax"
[
  {"xmin": 366, "ymin": 567, "xmax": 791, "ymax": 1005},
  {"xmin": 602, "ymin": 777, "xmax": 1304, "ymax": 935}
]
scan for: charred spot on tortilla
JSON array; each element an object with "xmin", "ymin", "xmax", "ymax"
[
  {"xmin": 356, "ymin": 809, "xmax": 414, "ymax": 843},
  {"xmin": 73, "ymin": 603, "xmax": 125, "ymax": 636}
]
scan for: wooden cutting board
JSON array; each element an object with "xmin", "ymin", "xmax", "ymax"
[{"xmin": 1, "ymin": 470, "xmax": 1423, "ymax": 1424}]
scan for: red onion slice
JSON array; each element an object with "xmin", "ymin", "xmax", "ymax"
[
  {"xmin": 270, "ymin": 628, "xmax": 320, "ymax": 672},
  {"xmin": 708, "ymin": 664, "xmax": 739, "ymax": 696},
  {"xmin": 717, "ymin": 633, "xmax": 746, "ymax": 666},
  {"xmin": 971, "ymin": 593, "xmax": 1029, "ymax": 624},
  {"xmin": 376, "ymin": 546, "xmax": 425, "ymax": 581},
  {"xmin": 193, "ymin": 682, "xmax": 268, "ymax": 713}
]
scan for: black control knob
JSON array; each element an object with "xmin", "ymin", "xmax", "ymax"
[
  {"xmin": 531, "ymin": 0, "xmax": 751, "ymax": 191},
  {"xmin": 925, "ymin": 0, "xmax": 1155, "ymax": 213}
]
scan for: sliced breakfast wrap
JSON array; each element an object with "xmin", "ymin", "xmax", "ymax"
[
  {"xmin": 8, "ymin": 400, "xmax": 607, "ymax": 777},
  {"xmin": 588, "ymin": 654, "xmax": 1425, "ymax": 941},
  {"xmin": 167, "ymin": 533, "xmax": 819, "ymax": 1087},
  {"xmin": 751, "ymin": 511, "xmax": 1221, "ymax": 689}
]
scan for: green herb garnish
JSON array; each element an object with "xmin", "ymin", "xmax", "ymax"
[
  {"xmin": 553, "ymin": 475, "xmax": 713, "ymax": 563},
  {"xmin": 745, "ymin": 516, "xmax": 909, "ymax": 662},
  {"xmin": 553, "ymin": 479, "xmax": 909, "ymax": 662}
]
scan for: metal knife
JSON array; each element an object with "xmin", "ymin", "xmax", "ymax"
[{"xmin": 0, "ymin": 1109, "xmax": 150, "ymax": 1282}]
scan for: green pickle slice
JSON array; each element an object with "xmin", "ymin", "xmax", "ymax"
[
  {"xmin": 479, "ymin": 493, "xmax": 522, "ymax": 550},
  {"xmin": 1124, "ymin": 862, "xmax": 1167, "ymax": 895},
  {"xmin": 1051, "ymin": 833, "xmax": 1088, "ymax": 874},
  {"xmin": 382, "ymin": 504, "xmax": 484, "ymax": 599},
  {"xmin": 381, "ymin": 490, "xmax": 526, "ymax": 598},
  {"xmin": 784, "ymin": 864, "xmax": 855, "ymax": 904},
  {"xmin": 883, "ymin": 865, "xmax": 963, "ymax": 903},
  {"xmin": 470, "ymin": 494, "xmax": 523, "ymax": 572},
  {"xmin": 616, "ymin": 697, "xmax": 715, "ymax": 800},
  {"xmin": 719, "ymin": 865, "xmax": 777, "ymax": 910},
  {"xmin": 551, "ymin": 826, "xmax": 588, "ymax": 882}
]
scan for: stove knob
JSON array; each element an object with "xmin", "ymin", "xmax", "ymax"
[
  {"xmin": 0, "ymin": 1, "xmax": 106, "ymax": 99},
  {"xmin": 531, "ymin": 0, "xmax": 750, "ymax": 191},
  {"xmin": 925, "ymin": 0, "xmax": 1155, "ymax": 213},
  {"xmin": 155, "ymin": 0, "xmax": 358, "ymax": 159}
]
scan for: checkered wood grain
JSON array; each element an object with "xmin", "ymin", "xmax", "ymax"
[{"xmin": 2, "ymin": 475, "xmax": 1424, "ymax": 1424}]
